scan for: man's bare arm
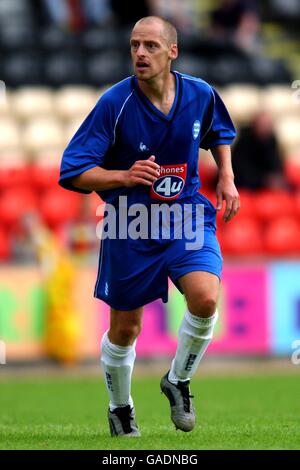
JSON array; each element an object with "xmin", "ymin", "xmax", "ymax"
[
  {"xmin": 71, "ymin": 156, "xmax": 160, "ymax": 192},
  {"xmin": 210, "ymin": 144, "xmax": 240, "ymax": 223}
]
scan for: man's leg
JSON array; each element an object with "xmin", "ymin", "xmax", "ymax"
[
  {"xmin": 169, "ymin": 271, "xmax": 219, "ymax": 383},
  {"xmin": 101, "ymin": 307, "xmax": 143, "ymax": 437},
  {"xmin": 161, "ymin": 271, "xmax": 219, "ymax": 432}
]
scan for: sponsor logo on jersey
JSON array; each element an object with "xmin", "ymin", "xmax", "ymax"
[
  {"xmin": 192, "ymin": 120, "xmax": 200, "ymax": 140},
  {"xmin": 150, "ymin": 163, "xmax": 187, "ymax": 200}
]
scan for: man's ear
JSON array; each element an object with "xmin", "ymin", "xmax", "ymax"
[{"xmin": 169, "ymin": 44, "xmax": 178, "ymax": 60}]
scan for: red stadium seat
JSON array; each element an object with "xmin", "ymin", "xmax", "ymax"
[
  {"xmin": 264, "ymin": 217, "xmax": 300, "ymax": 255},
  {"xmin": 0, "ymin": 227, "xmax": 10, "ymax": 260},
  {"xmin": 198, "ymin": 162, "xmax": 217, "ymax": 190},
  {"xmin": 0, "ymin": 188, "xmax": 37, "ymax": 227},
  {"xmin": 295, "ymin": 191, "xmax": 300, "ymax": 219},
  {"xmin": 253, "ymin": 190, "xmax": 294, "ymax": 222},
  {"xmin": 31, "ymin": 165, "xmax": 60, "ymax": 191},
  {"xmin": 284, "ymin": 160, "xmax": 300, "ymax": 188},
  {"xmin": 39, "ymin": 187, "xmax": 82, "ymax": 228},
  {"xmin": 0, "ymin": 165, "xmax": 31, "ymax": 190},
  {"xmin": 219, "ymin": 217, "xmax": 263, "ymax": 255},
  {"xmin": 237, "ymin": 190, "xmax": 254, "ymax": 218}
]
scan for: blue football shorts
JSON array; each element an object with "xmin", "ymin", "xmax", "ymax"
[{"xmin": 94, "ymin": 193, "xmax": 223, "ymax": 310}]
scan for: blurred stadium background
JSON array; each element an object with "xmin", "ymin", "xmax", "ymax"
[{"xmin": 0, "ymin": 0, "xmax": 300, "ymax": 375}]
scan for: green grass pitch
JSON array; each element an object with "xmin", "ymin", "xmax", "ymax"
[{"xmin": 0, "ymin": 374, "xmax": 299, "ymax": 450}]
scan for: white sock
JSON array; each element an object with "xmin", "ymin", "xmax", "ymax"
[
  {"xmin": 100, "ymin": 331, "xmax": 136, "ymax": 411},
  {"xmin": 168, "ymin": 311, "xmax": 218, "ymax": 384}
]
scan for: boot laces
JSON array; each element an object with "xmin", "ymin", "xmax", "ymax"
[
  {"xmin": 112, "ymin": 405, "xmax": 133, "ymax": 433},
  {"xmin": 177, "ymin": 381, "xmax": 194, "ymax": 413}
]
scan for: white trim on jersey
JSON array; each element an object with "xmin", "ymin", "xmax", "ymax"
[
  {"xmin": 113, "ymin": 92, "xmax": 134, "ymax": 145},
  {"xmin": 199, "ymin": 90, "xmax": 215, "ymax": 145}
]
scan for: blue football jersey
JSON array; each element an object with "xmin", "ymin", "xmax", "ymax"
[{"xmin": 59, "ymin": 71, "xmax": 236, "ymax": 205}]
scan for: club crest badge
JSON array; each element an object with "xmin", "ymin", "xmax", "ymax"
[{"xmin": 192, "ymin": 120, "xmax": 200, "ymax": 140}]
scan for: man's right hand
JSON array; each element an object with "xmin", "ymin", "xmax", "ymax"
[{"xmin": 123, "ymin": 156, "xmax": 160, "ymax": 187}]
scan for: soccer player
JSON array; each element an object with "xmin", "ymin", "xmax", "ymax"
[{"xmin": 59, "ymin": 16, "xmax": 240, "ymax": 437}]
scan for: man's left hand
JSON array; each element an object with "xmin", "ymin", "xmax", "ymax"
[{"xmin": 216, "ymin": 176, "xmax": 240, "ymax": 223}]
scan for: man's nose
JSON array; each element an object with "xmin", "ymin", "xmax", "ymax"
[{"xmin": 136, "ymin": 44, "xmax": 146, "ymax": 56}]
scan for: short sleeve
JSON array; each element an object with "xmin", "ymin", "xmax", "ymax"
[
  {"xmin": 59, "ymin": 95, "xmax": 114, "ymax": 193},
  {"xmin": 200, "ymin": 88, "xmax": 236, "ymax": 150}
]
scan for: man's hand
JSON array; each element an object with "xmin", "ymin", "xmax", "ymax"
[
  {"xmin": 123, "ymin": 155, "xmax": 160, "ymax": 187},
  {"xmin": 216, "ymin": 175, "xmax": 240, "ymax": 223},
  {"xmin": 210, "ymin": 144, "xmax": 239, "ymax": 222}
]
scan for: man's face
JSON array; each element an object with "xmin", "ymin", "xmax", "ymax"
[{"xmin": 130, "ymin": 22, "xmax": 177, "ymax": 82}]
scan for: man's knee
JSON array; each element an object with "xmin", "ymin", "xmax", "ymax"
[
  {"xmin": 113, "ymin": 323, "xmax": 141, "ymax": 343},
  {"xmin": 179, "ymin": 271, "xmax": 219, "ymax": 318},
  {"xmin": 187, "ymin": 293, "xmax": 218, "ymax": 318},
  {"xmin": 109, "ymin": 308, "xmax": 143, "ymax": 346}
]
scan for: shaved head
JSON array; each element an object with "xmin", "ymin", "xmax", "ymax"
[
  {"xmin": 133, "ymin": 16, "xmax": 177, "ymax": 46},
  {"xmin": 130, "ymin": 15, "xmax": 178, "ymax": 82}
]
